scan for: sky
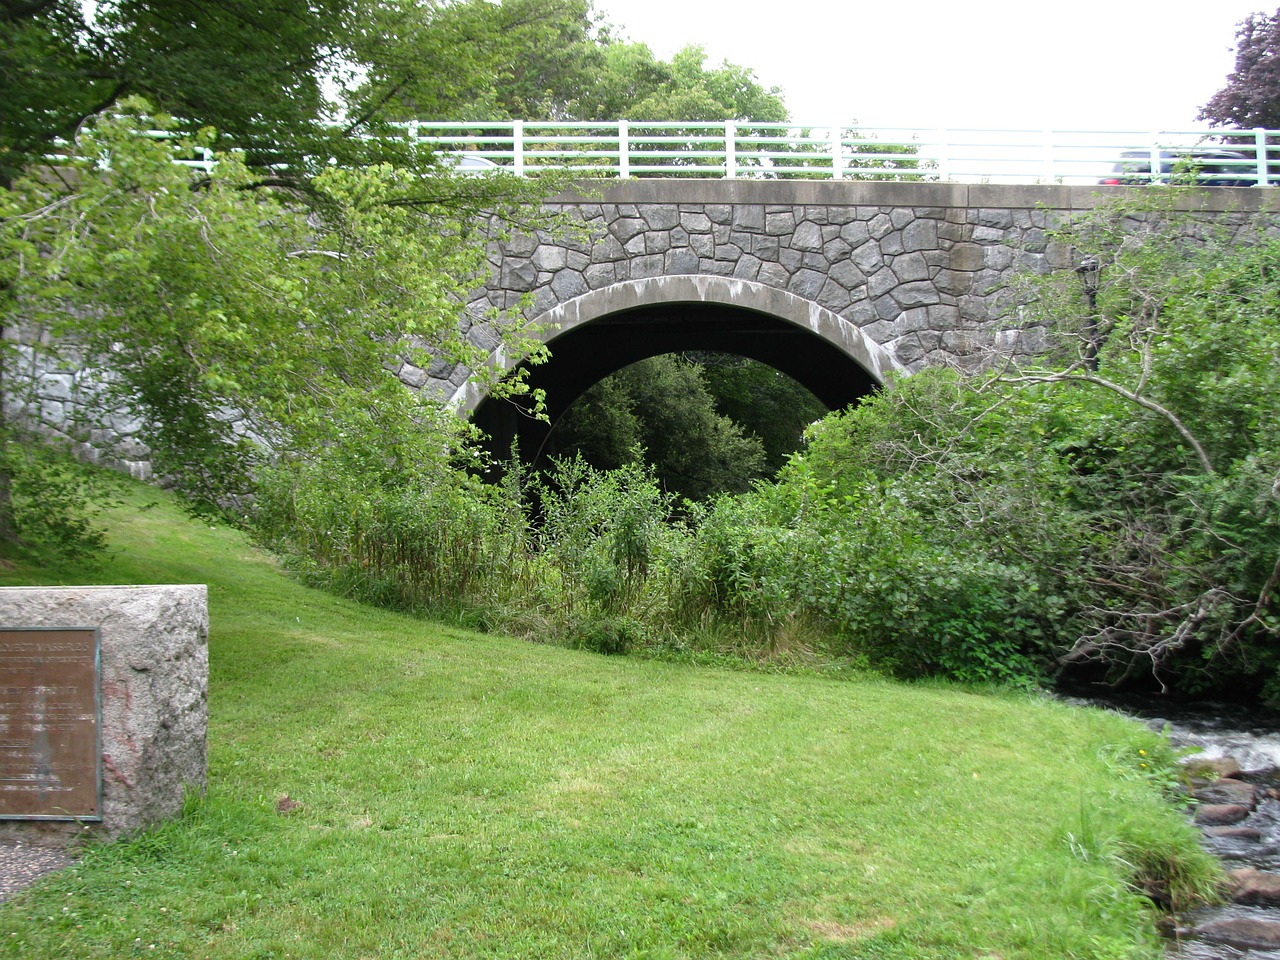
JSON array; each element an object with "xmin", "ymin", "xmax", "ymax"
[{"xmin": 594, "ymin": 0, "xmax": 1270, "ymax": 132}]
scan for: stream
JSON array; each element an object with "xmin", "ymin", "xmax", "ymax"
[{"xmin": 1067, "ymin": 689, "xmax": 1280, "ymax": 959}]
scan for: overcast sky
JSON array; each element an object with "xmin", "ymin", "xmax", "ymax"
[{"xmin": 594, "ymin": 0, "xmax": 1270, "ymax": 132}]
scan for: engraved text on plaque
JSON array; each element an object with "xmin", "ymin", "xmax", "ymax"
[{"xmin": 0, "ymin": 628, "xmax": 102, "ymax": 820}]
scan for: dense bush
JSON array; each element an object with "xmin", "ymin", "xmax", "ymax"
[
  {"xmin": 663, "ymin": 196, "xmax": 1280, "ymax": 693},
  {"xmin": 0, "ymin": 436, "xmax": 117, "ymax": 562},
  {"xmin": 1008, "ymin": 199, "xmax": 1280, "ymax": 695},
  {"xmin": 673, "ymin": 375, "xmax": 1078, "ymax": 686},
  {"xmin": 253, "ymin": 448, "xmax": 687, "ymax": 650},
  {"xmin": 253, "ymin": 447, "xmax": 531, "ymax": 624},
  {"xmin": 254, "ymin": 194, "xmax": 1280, "ymax": 696}
]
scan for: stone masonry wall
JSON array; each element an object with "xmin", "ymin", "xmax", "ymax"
[
  {"xmin": 457, "ymin": 181, "xmax": 1268, "ymax": 384},
  {"xmin": 476, "ymin": 187, "xmax": 1061, "ymax": 377},
  {"xmin": 10, "ymin": 181, "xmax": 1271, "ymax": 468}
]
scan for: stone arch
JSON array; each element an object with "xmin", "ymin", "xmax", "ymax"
[
  {"xmin": 453, "ymin": 276, "xmax": 901, "ymax": 411},
  {"xmin": 459, "ymin": 276, "xmax": 903, "ymax": 465}
]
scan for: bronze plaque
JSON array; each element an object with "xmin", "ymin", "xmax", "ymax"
[{"xmin": 0, "ymin": 628, "xmax": 102, "ymax": 820}]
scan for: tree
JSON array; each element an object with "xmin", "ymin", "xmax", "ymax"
[
  {"xmin": 0, "ymin": 0, "xmax": 374, "ymax": 187},
  {"xmin": 991, "ymin": 197, "xmax": 1280, "ymax": 693},
  {"xmin": 545, "ymin": 354, "xmax": 768, "ymax": 501},
  {"xmin": 587, "ymin": 43, "xmax": 788, "ymax": 123},
  {"xmin": 349, "ymin": 0, "xmax": 614, "ymax": 122},
  {"xmin": 1, "ymin": 0, "xmax": 587, "ymax": 547},
  {"xmin": 351, "ymin": 1, "xmax": 789, "ymax": 126},
  {"xmin": 1, "ymin": 0, "xmax": 384, "ymax": 539},
  {"xmin": 695, "ymin": 354, "xmax": 828, "ymax": 476},
  {"xmin": 542, "ymin": 353, "xmax": 827, "ymax": 502},
  {"xmin": 1, "ymin": 106, "xmax": 556, "ymax": 531},
  {"xmin": 1200, "ymin": 8, "xmax": 1280, "ymax": 128}
]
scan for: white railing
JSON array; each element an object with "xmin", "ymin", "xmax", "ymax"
[{"xmin": 402, "ymin": 121, "xmax": 1280, "ymax": 187}]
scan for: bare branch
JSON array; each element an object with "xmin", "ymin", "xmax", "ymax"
[
  {"xmin": 1226, "ymin": 548, "xmax": 1280, "ymax": 647},
  {"xmin": 286, "ymin": 249, "xmax": 347, "ymax": 260},
  {"xmin": 1061, "ymin": 587, "xmax": 1239, "ymax": 692},
  {"xmin": 999, "ymin": 370, "xmax": 1215, "ymax": 475}
]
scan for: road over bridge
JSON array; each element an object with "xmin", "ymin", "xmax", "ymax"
[{"xmin": 402, "ymin": 179, "xmax": 1270, "ymax": 463}]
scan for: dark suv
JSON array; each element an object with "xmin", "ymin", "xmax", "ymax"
[{"xmin": 1099, "ymin": 148, "xmax": 1257, "ymax": 187}]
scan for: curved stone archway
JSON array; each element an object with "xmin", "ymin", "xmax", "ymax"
[{"xmin": 458, "ymin": 276, "xmax": 903, "ymax": 464}]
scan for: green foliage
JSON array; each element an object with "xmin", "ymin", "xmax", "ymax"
[
  {"xmin": 545, "ymin": 354, "xmax": 769, "ymax": 501},
  {"xmin": 670, "ymin": 488, "xmax": 799, "ymax": 632},
  {"xmin": 694, "ymin": 353, "xmax": 828, "ymax": 475},
  {"xmin": 1002, "ymin": 198, "xmax": 1280, "ymax": 693},
  {"xmin": 358, "ymin": 2, "xmax": 789, "ymax": 126},
  {"xmin": 0, "ymin": 2, "xmax": 98, "ymax": 187},
  {"xmin": 534, "ymin": 454, "xmax": 675, "ymax": 622},
  {"xmin": 1, "ymin": 105, "xmax": 553, "ymax": 521},
  {"xmin": 254, "ymin": 444, "xmax": 685, "ymax": 649},
  {"xmin": 679, "ymin": 193, "xmax": 1280, "ymax": 694},
  {"xmin": 0, "ymin": 438, "xmax": 117, "ymax": 562},
  {"xmin": 349, "ymin": 0, "xmax": 612, "ymax": 122},
  {"xmin": 664, "ymin": 368, "xmax": 1085, "ymax": 685},
  {"xmin": 1070, "ymin": 729, "xmax": 1220, "ymax": 912},
  {"xmin": 253, "ymin": 452, "xmax": 530, "ymax": 621},
  {"xmin": 0, "ymin": 0, "xmax": 364, "ymax": 186},
  {"xmin": 597, "ymin": 43, "xmax": 788, "ymax": 123},
  {"xmin": 565, "ymin": 614, "xmax": 642, "ymax": 655},
  {"xmin": 1099, "ymin": 732, "xmax": 1194, "ymax": 805}
]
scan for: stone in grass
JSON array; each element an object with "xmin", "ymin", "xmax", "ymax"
[
  {"xmin": 1194, "ymin": 917, "xmax": 1280, "ymax": 950},
  {"xmin": 1194, "ymin": 779, "xmax": 1259, "ymax": 809},
  {"xmin": 1195, "ymin": 803, "xmax": 1252, "ymax": 826},
  {"xmin": 1184, "ymin": 756, "xmax": 1243, "ymax": 781}
]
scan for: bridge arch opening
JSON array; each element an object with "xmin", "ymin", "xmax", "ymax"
[
  {"xmin": 458, "ymin": 277, "xmax": 901, "ymax": 471},
  {"xmin": 542, "ymin": 351, "xmax": 830, "ymax": 499}
]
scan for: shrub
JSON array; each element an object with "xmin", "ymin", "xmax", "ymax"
[
  {"xmin": 0, "ymin": 437, "xmax": 117, "ymax": 562},
  {"xmin": 252, "ymin": 449, "xmax": 539, "ymax": 624}
]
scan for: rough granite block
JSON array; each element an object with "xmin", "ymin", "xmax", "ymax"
[{"xmin": 0, "ymin": 585, "xmax": 207, "ymax": 839}]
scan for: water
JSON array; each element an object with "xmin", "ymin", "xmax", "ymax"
[{"xmin": 1065, "ymin": 689, "xmax": 1280, "ymax": 959}]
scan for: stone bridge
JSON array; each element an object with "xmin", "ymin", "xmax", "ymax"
[
  {"xmin": 17, "ymin": 179, "xmax": 1270, "ymax": 476},
  {"xmin": 404, "ymin": 180, "xmax": 1263, "ymax": 462}
]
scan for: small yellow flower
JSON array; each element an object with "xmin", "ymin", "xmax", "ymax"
[{"xmin": 1138, "ymin": 749, "xmax": 1147, "ymax": 756}]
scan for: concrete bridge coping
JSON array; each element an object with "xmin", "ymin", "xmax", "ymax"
[{"xmin": 546, "ymin": 179, "xmax": 1280, "ymax": 213}]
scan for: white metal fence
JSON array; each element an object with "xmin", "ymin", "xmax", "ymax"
[{"xmin": 402, "ymin": 121, "xmax": 1280, "ymax": 186}]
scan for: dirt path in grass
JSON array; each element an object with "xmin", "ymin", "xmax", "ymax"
[{"xmin": 0, "ymin": 840, "xmax": 74, "ymax": 903}]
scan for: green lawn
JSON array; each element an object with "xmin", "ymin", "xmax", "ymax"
[{"xmin": 0, "ymin": 487, "xmax": 1214, "ymax": 959}]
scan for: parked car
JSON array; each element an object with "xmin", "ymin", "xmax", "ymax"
[
  {"xmin": 441, "ymin": 152, "xmax": 500, "ymax": 173},
  {"xmin": 1099, "ymin": 148, "xmax": 1257, "ymax": 187}
]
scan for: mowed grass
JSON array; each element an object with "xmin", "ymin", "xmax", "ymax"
[{"xmin": 0, "ymin": 485, "xmax": 1211, "ymax": 959}]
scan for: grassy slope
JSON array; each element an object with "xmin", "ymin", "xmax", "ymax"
[{"xmin": 0, "ymin": 486, "xmax": 1212, "ymax": 959}]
